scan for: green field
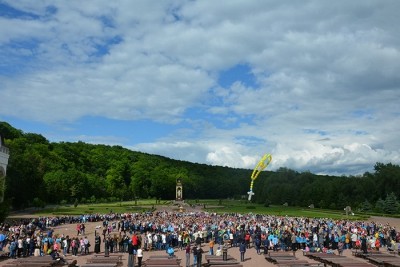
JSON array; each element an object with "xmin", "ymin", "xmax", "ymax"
[
  {"xmin": 32, "ymin": 199, "xmax": 164, "ymax": 216},
  {"xmin": 25, "ymin": 199, "xmax": 370, "ymax": 220}
]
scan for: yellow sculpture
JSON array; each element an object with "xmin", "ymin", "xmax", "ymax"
[{"xmin": 248, "ymin": 153, "xmax": 272, "ymax": 200}]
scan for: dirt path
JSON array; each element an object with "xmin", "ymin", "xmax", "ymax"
[{"xmin": 369, "ymin": 216, "xmax": 400, "ymax": 230}]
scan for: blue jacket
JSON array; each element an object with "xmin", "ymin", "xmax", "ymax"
[{"xmin": 239, "ymin": 243, "xmax": 246, "ymax": 252}]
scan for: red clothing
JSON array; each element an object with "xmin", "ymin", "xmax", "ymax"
[
  {"xmin": 245, "ymin": 234, "xmax": 250, "ymax": 241},
  {"xmin": 131, "ymin": 235, "xmax": 138, "ymax": 246}
]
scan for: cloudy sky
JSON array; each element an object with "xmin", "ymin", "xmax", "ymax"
[{"xmin": 1, "ymin": 0, "xmax": 399, "ymax": 176}]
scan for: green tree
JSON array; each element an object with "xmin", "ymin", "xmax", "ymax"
[
  {"xmin": 43, "ymin": 170, "xmax": 70, "ymax": 202},
  {"xmin": 0, "ymin": 121, "xmax": 23, "ymax": 139},
  {"xmin": 5, "ymin": 138, "xmax": 49, "ymax": 208},
  {"xmin": 375, "ymin": 198, "xmax": 385, "ymax": 213},
  {"xmin": 0, "ymin": 201, "xmax": 10, "ymax": 222},
  {"xmin": 384, "ymin": 192, "xmax": 399, "ymax": 214},
  {"xmin": 3, "ymin": 122, "xmax": 400, "ymax": 213},
  {"xmin": 359, "ymin": 199, "xmax": 372, "ymax": 212}
]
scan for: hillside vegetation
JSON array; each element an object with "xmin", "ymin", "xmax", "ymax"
[{"xmin": 1, "ymin": 121, "xmax": 399, "ymax": 216}]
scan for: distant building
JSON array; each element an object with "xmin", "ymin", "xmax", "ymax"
[{"xmin": 0, "ymin": 135, "xmax": 10, "ymax": 203}]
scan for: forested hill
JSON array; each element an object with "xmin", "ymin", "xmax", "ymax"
[{"xmin": 1, "ymin": 121, "xmax": 399, "ymax": 214}]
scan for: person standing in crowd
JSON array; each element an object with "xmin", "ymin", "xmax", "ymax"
[
  {"xmin": 229, "ymin": 231, "xmax": 234, "ymax": 247},
  {"xmin": 94, "ymin": 233, "xmax": 101, "ymax": 254},
  {"xmin": 9, "ymin": 239, "xmax": 17, "ymax": 259},
  {"xmin": 80, "ymin": 223, "xmax": 86, "ymax": 236},
  {"xmin": 131, "ymin": 232, "xmax": 138, "ymax": 251},
  {"xmin": 79, "ymin": 237, "xmax": 85, "ymax": 255},
  {"xmin": 239, "ymin": 241, "xmax": 246, "ymax": 262},
  {"xmin": 338, "ymin": 241, "xmax": 344, "ymax": 255},
  {"xmin": 195, "ymin": 234, "xmax": 201, "ymax": 247},
  {"xmin": 71, "ymin": 237, "xmax": 79, "ymax": 257},
  {"xmin": 291, "ymin": 232, "xmax": 297, "ymax": 256},
  {"xmin": 196, "ymin": 245, "xmax": 204, "ymax": 267},
  {"xmin": 147, "ymin": 232, "xmax": 153, "ymax": 251},
  {"xmin": 66, "ymin": 236, "xmax": 71, "ymax": 255},
  {"xmin": 185, "ymin": 243, "xmax": 191, "ymax": 267},
  {"xmin": 263, "ymin": 236, "xmax": 270, "ymax": 255},
  {"xmin": 137, "ymin": 246, "xmax": 143, "ymax": 267},
  {"xmin": 178, "ymin": 233, "xmax": 183, "ymax": 250},
  {"xmin": 375, "ymin": 237, "xmax": 381, "ymax": 251},
  {"xmin": 62, "ymin": 237, "xmax": 68, "ymax": 256},
  {"xmin": 76, "ymin": 224, "xmax": 81, "ymax": 236},
  {"xmin": 254, "ymin": 235, "xmax": 261, "ymax": 255},
  {"xmin": 192, "ymin": 244, "xmax": 198, "ymax": 267},
  {"xmin": 34, "ymin": 239, "xmax": 41, "ymax": 257},
  {"xmin": 17, "ymin": 236, "xmax": 23, "ymax": 257},
  {"xmin": 104, "ymin": 235, "xmax": 110, "ymax": 257},
  {"xmin": 244, "ymin": 232, "xmax": 251, "ymax": 249},
  {"xmin": 84, "ymin": 236, "xmax": 90, "ymax": 254},
  {"xmin": 109, "ymin": 234, "xmax": 115, "ymax": 253},
  {"xmin": 361, "ymin": 235, "xmax": 368, "ymax": 254},
  {"xmin": 127, "ymin": 239, "xmax": 135, "ymax": 267},
  {"xmin": 209, "ymin": 239, "xmax": 214, "ymax": 255}
]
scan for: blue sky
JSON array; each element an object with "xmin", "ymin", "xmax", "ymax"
[{"xmin": 1, "ymin": 0, "xmax": 400, "ymax": 175}]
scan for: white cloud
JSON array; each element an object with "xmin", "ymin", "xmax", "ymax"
[{"xmin": 1, "ymin": 0, "xmax": 399, "ymax": 175}]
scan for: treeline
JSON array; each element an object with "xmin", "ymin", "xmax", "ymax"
[
  {"xmin": 254, "ymin": 165, "xmax": 400, "ymax": 214},
  {"xmin": 1, "ymin": 121, "xmax": 399, "ymax": 214}
]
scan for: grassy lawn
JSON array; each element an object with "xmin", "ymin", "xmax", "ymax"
[{"xmin": 33, "ymin": 199, "xmax": 162, "ymax": 216}]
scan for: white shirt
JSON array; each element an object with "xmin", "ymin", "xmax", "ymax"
[
  {"xmin": 351, "ymin": 233, "xmax": 358, "ymax": 242},
  {"xmin": 137, "ymin": 248, "xmax": 143, "ymax": 257},
  {"xmin": 162, "ymin": 234, "xmax": 166, "ymax": 244},
  {"xmin": 215, "ymin": 249, "xmax": 222, "ymax": 256},
  {"xmin": 18, "ymin": 239, "xmax": 23, "ymax": 248}
]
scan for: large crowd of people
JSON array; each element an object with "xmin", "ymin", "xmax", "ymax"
[{"xmin": 0, "ymin": 210, "xmax": 399, "ymax": 266}]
